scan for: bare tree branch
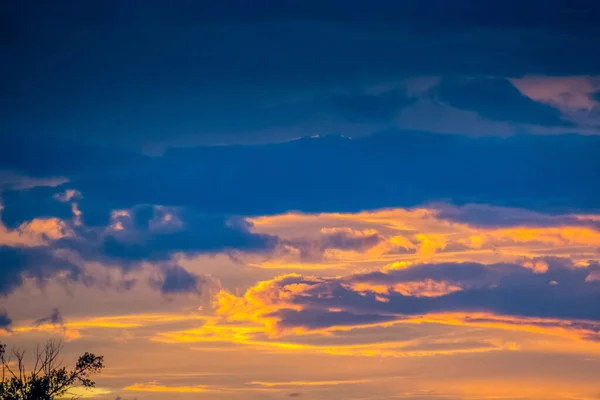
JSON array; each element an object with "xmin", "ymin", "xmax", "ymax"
[{"xmin": 0, "ymin": 340, "xmax": 104, "ymax": 400}]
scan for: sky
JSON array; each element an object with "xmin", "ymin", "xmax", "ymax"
[{"xmin": 2, "ymin": 1, "xmax": 600, "ymax": 399}]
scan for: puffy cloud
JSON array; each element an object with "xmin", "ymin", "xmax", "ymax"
[
  {"xmin": 97, "ymin": 210, "xmax": 278, "ymax": 266},
  {"xmin": 244, "ymin": 206, "xmax": 600, "ymax": 273},
  {"xmin": 0, "ymin": 202, "xmax": 279, "ymax": 294},
  {"xmin": 150, "ymin": 265, "xmax": 205, "ymax": 295},
  {"xmin": 44, "ymin": 205, "xmax": 278, "ymax": 268},
  {"xmin": 0, "ymin": 245, "xmax": 84, "ymax": 296}
]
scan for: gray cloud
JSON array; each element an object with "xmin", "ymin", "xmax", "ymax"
[
  {"xmin": 330, "ymin": 89, "xmax": 417, "ymax": 122},
  {"xmin": 234, "ymin": 258, "xmax": 600, "ymax": 335},
  {"xmin": 0, "ymin": 310, "xmax": 12, "ymax": 330},
  {"xmin": 0, "ymin": 204, "xmax": 279, "ymax": 294},
  {"xmin": 150, "ymin": 265, "xmax": 204, "ymax": 295},
  {"xmin": 433, "ymin": 78, "xmax": 574, "ymax": 127},
  {"xmin": 3, "ymin": 132, "xmax": 599, "ymax": 232},
  {"xmin": 282, "ymin": 228, "xmax": 384, "ymax": 261},
  {"xmin": 34, "ymin": 308, "xmax": 65, "ymax": 327},
  {"xmin": 52, "ymin": 205, "xmax": 279, "ymax": 269},
  {"xmin": 433, "ymin": 203, "xmax": 600, "ymax": 228},
  {"xmin": 0, "ymin": 245, "xmax": 85, "ymax": 296}
]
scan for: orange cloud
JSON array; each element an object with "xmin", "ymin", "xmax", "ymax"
[
  {"xmin": 249, "ymin": 378, "xmax": 372, "ymax": 387},
  {"xmin": 124, "ymin": 382, "xmax": 208, "ymax": 393},
  {"xmin": 245, "ymin": 206, "xmax": 600, "ymax": 272},
  {"xmin": 212, "ymin": 257, "xmax": 600, "ymax": 344},
  {"xmin": 351, "ymin": 279, "xmax": 462, "ymax": 298},
  {"xmin": 18, "ymin": 218, "xmax": 73, "ymax": 241}
]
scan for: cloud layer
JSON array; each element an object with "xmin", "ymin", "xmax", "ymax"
[
  {"xmin": 2, "ymin": 132, "xmax": 599, "ymax": 234},
  {"xmin": 216, "ymin": 258, "xmax": 600, "ymax": 339}
]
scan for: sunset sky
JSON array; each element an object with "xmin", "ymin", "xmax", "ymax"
[{"xmin": 2, "ymin": 1, "xmax": 600, "ymax": 399}]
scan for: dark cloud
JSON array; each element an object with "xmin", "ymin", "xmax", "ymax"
[
  {"xmin": 33, "ymin": 308, "xmax": 64, "ymax": 327},
  {"xmin": 348, "ymin": 262, "xmax": 526, "ymax": 289},
  {"xmin": 234, "ymin": 259, "xmax": 600, "ymax": 333},
  {"xmin": 151, "ymin": 265, "xmax": 204, "ymax": 295},
  {"xmin": 271, "ymin": 308, "xmax": 397, "ymax": 331},
  {"xmin": 0, "ymin": 204, "xmax": 277, "ymax": 293},
  {"xmin": 3, "ymin": 1, "xmax": 600, "ymax": 148},
  {"xmin": 0, "ymin": 205, "xmax": 279, "ymax": 296},
  {"xmin": 283, "ymin": 228, "xmax": 384, "ymax": 261},
  {"xmin": 287, "ymin": 393, "xmax": 302, "ymax": 397},
  {"xmin": 434, "ymin": 78, "xmax": 573, "ymax": 126},
  {"xmin": 0, "ymin": 186, "xmax": 74, "ymax": 228},
  {"xmin": 0, "ymin": 245, "xmax": 84, "ymax": 296},
  {"xmin": 330, "ymin": 89, "xmax": 416, "ymax": 122},
  {"xmin": 97, "ymin": 210, "xmax": 278, "ymax": 265},
  {"xmin": 2, "ymin": 131, "xmax": 599, "ymax": 230},
  {"xmin": 320, "ymin": 229, "xmax": 383, "ymax": 251},
  {"xmin": 0, "ymin": 310, "xmax": 12, "ymax": 330},
  {"xmin": 433, "ymin": 204, "xmax": 600, "ymax": 229}
]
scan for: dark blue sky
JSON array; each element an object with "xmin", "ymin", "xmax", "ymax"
[{"xmin": 2, "ymin": 0, "xmax": 600, "ymax": 151}]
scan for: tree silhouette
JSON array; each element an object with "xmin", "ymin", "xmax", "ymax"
[{"xmin": 0, "ymin": 340, "xmax": 104, "ymax": 400}]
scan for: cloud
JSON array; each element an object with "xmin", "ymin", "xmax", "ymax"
[
  {"xmin": 1, "ymin": 186, "xmax": 74, "ymax": 228},
  {"xmin": 512, "ymin": 76, "xmax": 600, "ymax": 111},
  {"xmin": 97, "ymin": 209, "xmax": 278, "ymax": 265},
  {"xmin": 44, "ymin": 205, "xmax": 279, "ymax": 268},
  {"xmin": 0, "ymin": 170, "xmax": 68, "ymax": 191},
  {"xmin": 123, "ymin": 382, "xmax": 207, "ymax": 393},
  {"xmin": 0, "ymin": 201, "xmax": 279, "ymax": 293},
  {"xmin": 30, "ymin": 308, "xmax": 82, "ymax": 340},
  {"xmin": 0, "ymin": 245, "xmax": 84, "ymax": 296},
  {"xmin": 277, "ymin": 228, "xmax": 385, "ymax": 262},
  {"xmin": 4, "ymin": 2, "xmax": 600, "ymax": 150},
  {"xmin": 0, "ymin": 310, "xmax": 12, "ymax": 330},
  {"xmin": 433, "ymin": 203, "xmax": 600, "ymax": 229},
  {"xmin": 433, "ymin": 78, "xmax": 574, "ymax": 127},
  {"xmin": 330, "ymin": 89, "xmax": 416, "ymax": 122},
  {"xmin": 215, "ymin": 259, "xmax": 600, "ymax": 337},
  {"xmin": 150, "ymin": 265, "xmax": 205, "ymax": 295},
  {"xmin": 2, "ymin": 132, "xmax": 599, "ymax": 232},
  {"xmin": 34, "ymin": 308, "xmax": 65, "ymax": 326},
  {"xmin": 319, "ymin": 228, "xmax": 383, "ymax": 251}
]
